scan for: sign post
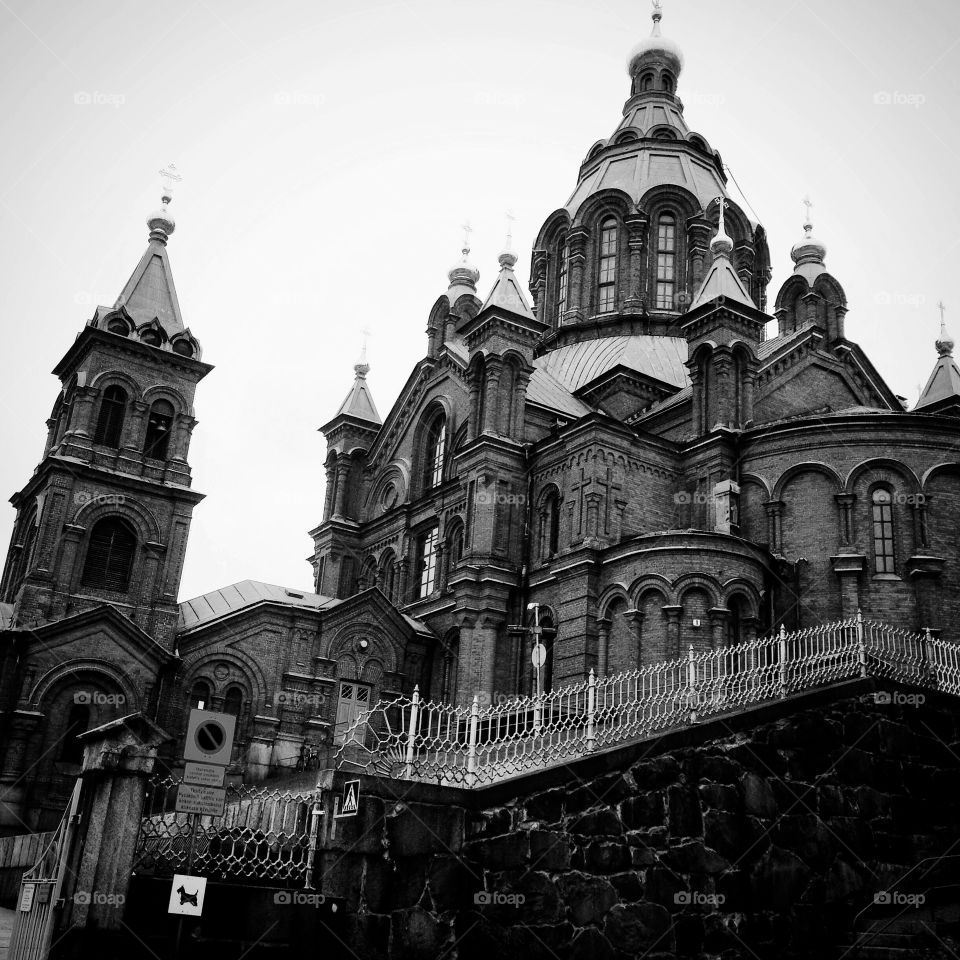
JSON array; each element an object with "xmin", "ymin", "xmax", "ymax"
[
  {"xmin": 172, "ymin": 709, "xmax": 236, "ymax": 953},
  {"xmin": 528, "ymin": 603, "xmax": 544, "ymax": 731}
]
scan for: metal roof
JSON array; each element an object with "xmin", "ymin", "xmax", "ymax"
[
  {"xmin": 179, "ymin": 580, "xmax": 339, "ymax": 632},
  {"xmin": 915, "ymin": 354, "xmax": 960, "ymax": 410},
  {"xmin": 535, "ymin": 335, "xmax": 689, "ymax": 393},
  {"xmin": 527, "ymin": 367, "xmax": 593, "ymax": 417}
]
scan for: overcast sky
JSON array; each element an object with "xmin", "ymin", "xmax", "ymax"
[{"xmin": 1, "ymin": 0, "xmax": 958, "ymax": 603}]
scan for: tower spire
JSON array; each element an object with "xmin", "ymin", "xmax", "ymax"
[
  {"xmin": 936, "ymin": 301, "xmax": 953, "ymax": 357},
  {"xmin": 499, "ymin": 211, "xmax": 519, "ymax": 269}
]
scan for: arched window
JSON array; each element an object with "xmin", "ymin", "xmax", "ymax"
[
  {"xmin": 597, "ymin": 218, "xmax": 618, "ymax": 313},
  {"xmin": 415, "ymin": 526, "xmax": 439, "ymax": 599},
  {"xmin": 662, "ymin": 72, "xmax": 674, "ymax": 93},
  {"xmin": 421, "ymin": 415, "xmax": 446, "ymax": 491},
  {"xmin": 60, "ymin": 703, "xmax": 90, "ymax": 764},
  {"xmin": 143, "ymin": 399, "xmax": 175, "ymax": 460},
  {"xmin": 872, "ymin": 488, "xmax": 896, "ymax": 574},
  {"xmin": 641, "ymin": 73, "xmax": 654, "ymax": 91},
  {"xmin": 81, "ymin": 517, "xmax": 136, "ymax": 592},
  {"xmin": 107, "ymin": 319, "xmax": 129, "ymax": 335},
  {"xmin": 5, "ymin": 507, "xmax": 38, "ymax": 600},
  {"xmin": 140, "ymin": 328, "xmax": 162, "ymax": 347},
  {"xmin": 223, "ymin": 687, "xmax": 243, "ymax": 718},
  {"xmin": 655, "ymin": 214, "xmax": 677, "ymax": 309},
  {"xmin": 448, "ymin": 523, "xmax": 464, "ymax": 568},
  {"xmin": 556, "ymin": 237, "xmax": 569, "ymax": 322},
  {"xmin": 94, "ymin": 385, "xmax": 127, "ymax": 448},
  {"xmin": 541, "ymin": 489, "xmax": 561, "ymax": 559},
  {"xmin": 190, "ymin": 680, "xmax": 211, "ymax": 710},
  {"xmin": 379, "ymin": 550, "xmax": 396, "ymax": 602}
]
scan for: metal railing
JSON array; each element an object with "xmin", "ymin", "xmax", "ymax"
[
  {"xmin": 133, "ymin": 777, "xmax": 322, "ymax": 883},
  {"xmin": 335, "ymin": 614, "xmax": 955, "ymax": 787}
]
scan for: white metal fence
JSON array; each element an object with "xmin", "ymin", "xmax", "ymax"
[{"xmin": 334, "ymin": 614, "xmax": 958, "ymax": 787}]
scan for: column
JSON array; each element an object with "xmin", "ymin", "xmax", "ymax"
[
  {"xmin": 623, "ymin": 214, "xmax": 648, "ymax": 312},
  {"xmin": 835, "ymin": 494, "xmax": 855, "ymax": 548},
  {"xmin": 332, "ymin": 453, "xmax": 350, "ymax": 518},
  {"xmin": 713, "ymin": 350, "xmax": 734, "ymax": 428},
  {"xmin": 626, "ymin": 610, "xmax": 644, "ymax": 665},
  {"xmin": 565, "ymin": 227, "xmax": 589, "ymax": 323},
  {"xmin": 482, "ymin": 358, "xmax": 502, "ymax": 435},
  {"xmin": 687, "ymin": 219, "xmax": 712, "ymax": 294},
  {"xmin": 531, "ymin": 252, "xmax": 548, "ymax": 326},
  {"xmin": 596, "ymin": 617, "xmax": 611, "ymax": 677},
  {"xmin": 663, "ymin": 605, "xmax": 683, "ymax": 660},
  {"xmin": 709, "ymin": 608, "xmax": 730, "ymax": 650},
  {"xmin": 764, "ymin": 501, "xmax": 784, "ymax": 554}
]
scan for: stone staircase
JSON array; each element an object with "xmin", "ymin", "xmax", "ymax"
[{"xmin": 840, "ymin": 910, "xmax": 960, "ymax": 959}]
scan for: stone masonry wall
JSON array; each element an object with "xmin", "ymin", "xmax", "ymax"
[{"xmin": 318, "ymin": 679, "xmax": 960, "ymax": 960}]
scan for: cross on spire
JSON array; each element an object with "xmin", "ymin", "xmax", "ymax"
[
  {"xmin": 802, "ymin": 195, "xmax": 813, "ymax": 228},
  {"xmin": 505, "ymin": 210, "xmax": 516, "ymax": 250},
  {"xmin": 714, "ymin": 195, "xmax": 728, "ymax": 234},
  {"xmin": 461, "ymin": 220, "xmax": 473, "ymax": 255},
  {"xmin": 159, "ymin": 162, "xmax": 181, "ymax": 203},
  {"xmin": 652, "ymin": 0, "xmax": 663, "ymax": 22},
  {"xmin": 938, "ymin": 300, "xmax": 947, "ymax": 327}
]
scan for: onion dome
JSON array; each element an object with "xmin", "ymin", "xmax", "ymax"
[
  {"xmin": 937, "ymin": 310, "xmax": 954, "ymax": 358},
  {"xmin": 448, "ymin": 222, "xmax": 480, "ymax": 289},
  {"xmin": 147, "ymin": 163, "xmax": 180, "ymax": 244},
  {"xmin": 790, "ymin": 222, "xmax": 827, "ymax": 268},
  {"xmin": 711, "ymin": 198, "xmax": 733, "ymax": 257},
  {"xmin": 627, "ymin": 1, "xmax": 684, "ymax": 80}
]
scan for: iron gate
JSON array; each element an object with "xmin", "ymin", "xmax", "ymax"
[
  {"xmin": 133, "ymin": 775, "xmax": 323, "ymax": 884},
  {"xmin": 7, "ymin": 781, "xmax": 82, "ymax": 960}
]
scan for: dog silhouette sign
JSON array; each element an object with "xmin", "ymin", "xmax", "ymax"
[{"xmin": 168, "ymin": 873, "xmax": 207, "ymax": 916}]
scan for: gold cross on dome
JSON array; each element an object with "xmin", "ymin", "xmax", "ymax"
[
  {"xmin": 938, "ymin": 301, "xmax": 946, "ymax": 324},
  {"xmin": 461, "ymin": 221, "xmax": 473, "ymax": 251},
  {"xmin": 505, "ymin": 210, "xmax": 517, "ymax": 248},
  {"xmin": 802, "ymin": 195, "xmax": 813, "ymax": 224}
]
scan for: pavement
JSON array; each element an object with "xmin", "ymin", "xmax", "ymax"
[{"xmin": 0, "ymin": 905, "xmax": 15, "ymax": 960}]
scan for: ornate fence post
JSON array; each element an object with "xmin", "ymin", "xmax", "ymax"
[
  {"xmin": 687, "ymin": 645, "xmax": 698, "ymax": 723},
  {"xmin": 586, "ymin": 669, "xmax": 597, "ymax": 751},
  {"xmin": 466, "ymin": 695, "xmax": 480, "ymax": 787},
  {"xmin": 779, "ymin": 624, "xmax": 789, "ymax": 697},
  {"xmin": 924, "ymin": 627, "xmax": 937, "ymax": 689},
  {"xmin": 404, "ymin": 685, "xmax": 421, "ymax": 780},
  {"xmin": 856, "ymin": 608, "xmax": 867, "ymax": 678}
]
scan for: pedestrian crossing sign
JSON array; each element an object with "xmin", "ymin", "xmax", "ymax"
[{"xmin": 336, "ymin": 779, "xmax": 360, "ymax": 818}]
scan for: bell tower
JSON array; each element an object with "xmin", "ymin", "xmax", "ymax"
[{"xmin": 0, "ymin": 167, "xmax": 212, "ymax": 646}]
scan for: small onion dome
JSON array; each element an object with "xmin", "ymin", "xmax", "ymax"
[
  {"xmin": 498, "ymin": 247, "xmax": 518, "ymax": 270},
  {"xmin": 627, "ymin": 5, "xmax": 684, "ymax": 78},
  {"xmin": 791, "ymin": 223, "xmax": 827, "ymax": 267},
  {"xmin": 147, "ymin": 200, "xmax": 175, "ymax": 243},
  {"xmin": 711, "ymin": 224, "xmax": 733, "ymax": 258},
  {"xmin": 448, "ymin": 248, "xmax": 480, "ymax": 287},
  {"xmin": 937, "ymin": 323, "xmax": 954, "ymax": 358}
]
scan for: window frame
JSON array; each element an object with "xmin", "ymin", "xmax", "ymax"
[
  {"xmin": 655, "ymin": 212, "xmax": 677, "ymax": 310},
  {"xmin": 871, "ymin": 486, "xmax": 896, "ymax": 575},
  {"xmin": 94, "ymin": 385, "xmax": 128, "ymax": 449},
  {"xmin": 415, "ymin": 526, "xmax": 440, "ymax": 599},
  {"xmin": 143, "ymin": 399, "xmax": 175, "ymax": 460},
  {"xmin": 80, "ymin": 516, "xmax": 137, "ymax": 593},
  {"xmin": 597, "ymin": 217, "xmax": 618, "ymax": 314}
]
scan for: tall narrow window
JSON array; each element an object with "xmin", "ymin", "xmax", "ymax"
[
  {"xmin": 421, "ymin": 416, "xmax": 446, "ymax": 491},
  {"xmin": 655, "ymin": 214, "xmax": 677, "ymax": 309},
  {"xmin": 556, "ymin": 239, "xmax": 569, "ymax": 322},
  {"xmin": 81, "ymin": 517, "xmax": 136, "ymax": 592},
  {"xmin": 416, "ymin": 527, "xmax": 439, "ymax": 598},
  {"xmin": 872, "ymin": 488, "xmax": 896, "ymax": 573},
  {"xmin": 190, "ymin": 680, "xmax": 211, "ymax": 710},
  {"xmin": 143, "ymin": 399, "xmax": 174, "ymax": 460},
  {"xmin": 94, "ymin": 386, "xmax": 127, "ymax": 448},
  {"xmin": 60, "ymin": 703, "xmax": 90, "ymax": 764},
  {"xmin": 597, "ymin": 219, "xmax": 618, "ymax": 313}
]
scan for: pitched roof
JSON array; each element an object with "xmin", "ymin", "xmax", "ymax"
[
  {"xmin": 915, "ymin": 353, "xmax": 960, "ymax": 410},
  {"xmin": 480, "ymin": 261, "xmax": 534, "ymax": 319},
  {"xmin": 179, "ymin": 580, "xmax": 340, "ymax": 632},
  {"xmin": 690, "ymin": 252, "xmax": 753, "ymax": 309},
  {"xmin": 335, "ymin": 367, "xmax": 382, "ymax": 424},
  {"xmin": 527, "ymin": 367, "xmax": 593, "ymax": 417},
  {"xmin": 114, "ymin": 240, "xmax": 184, "ymax": 336},
  {"xmin": 535, "ymin": 335, "xmax": 689, "ymax": 393}
]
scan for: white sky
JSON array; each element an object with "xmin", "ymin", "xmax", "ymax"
[{"xmin": 1, "ymin": 0, "xmax": 958, "ymax": 603}]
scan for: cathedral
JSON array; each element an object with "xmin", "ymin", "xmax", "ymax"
[{"xmin": 2, "ymin": 4, "xmax": 959, "ymax": 832}]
